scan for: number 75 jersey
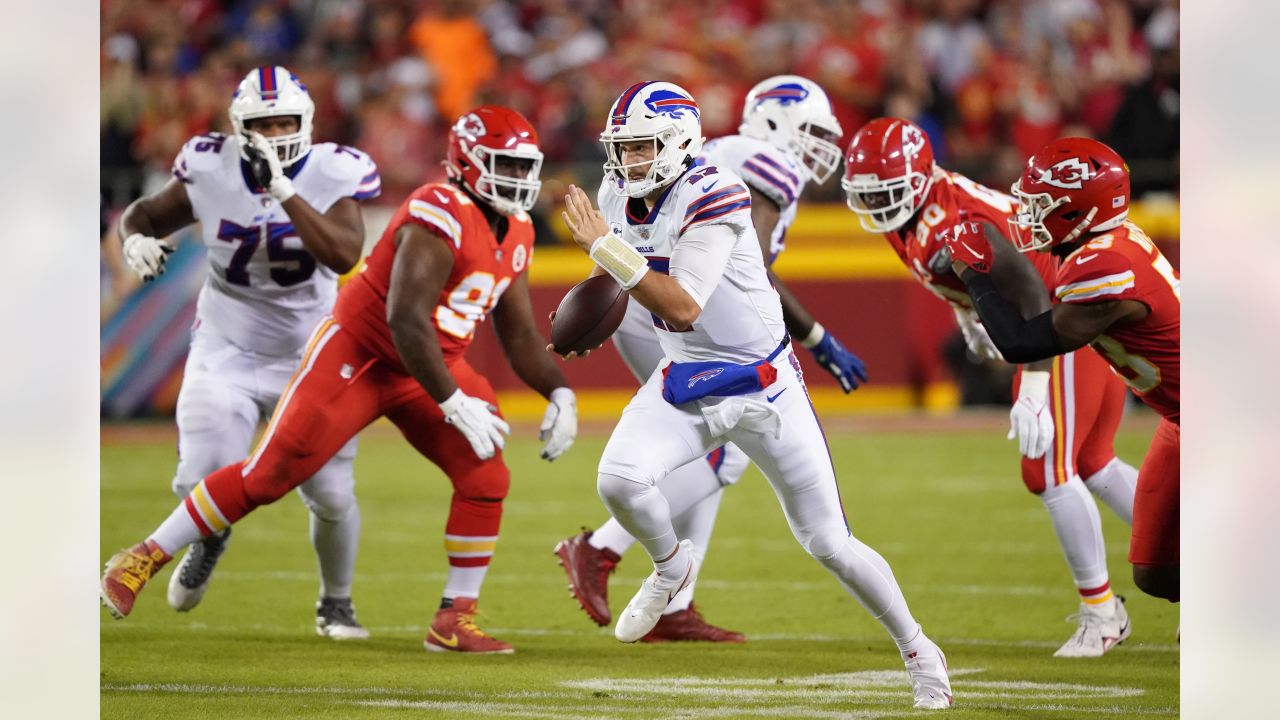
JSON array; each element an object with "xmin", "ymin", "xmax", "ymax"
[
  {"xmin": 333, "ymin": 182, "xmax": 535, "ymax": 369},
  {"xmin": 175, "ymin": 133, "xmax": 381, "ymax": 357}
]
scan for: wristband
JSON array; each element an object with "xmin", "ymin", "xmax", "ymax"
[
  {"xmin": 588, "ymin": 232, "xmax": 649, "ymax": 290},
  {"xmin": 800, "ymin": 322, "xmax": 827, "ymax": 349},
  {"xmin": 269, "ymin": 176, "xmax": 297, "ymax": 203},
  {"xmin": 1017, "ymin": 370, "xmax": 1051, "ymax": 401},
  {"xmin": 549, "ymin": 387, "xmax": 576, "ymax": 406}
]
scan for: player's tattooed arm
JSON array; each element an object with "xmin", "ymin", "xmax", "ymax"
[
  {"xmin": 386, "ymin": 224, "xmax": 459, "ymax": 402},
  {"xmin": 492, "ymin": 271, "xmax": 570, "ymax": 398},
  {"xmin": 119, "ymin": 179, "xmax": 196, "ymax": 239},
  {"xmin": 748, "ymin": 186, "xmax": 816, "ymax": 338},
  {"xmin": 280, "ymin": 195, "xmax": 364, "ymax": 274}
]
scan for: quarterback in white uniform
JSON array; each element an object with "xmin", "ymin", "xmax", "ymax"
[
  {"xmin": 554, "ymin": 77, "xmax": 870, "ymax": 642},
  {"xmin": 116, "ymin": 66, "xmax": 379, "ymax": 639},
  {"xmin": 558, "ymin": 80, "xmax": 952, "ymax": 710}
]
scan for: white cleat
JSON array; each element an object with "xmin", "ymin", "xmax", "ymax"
[
  {"xmin": 1054, "ymin": 595, "xmax": 1131, "ymax": 658},
  {"xmin": 614, "ymin": 539, "xmax": 699, "ymax": 643},
  {"xmin": 166, "ymin": 529, "xmax": 231, "ymax": 612},
  {"xmin": 903, "ymin": 632, "xmax": 953, "ymax": 710}
]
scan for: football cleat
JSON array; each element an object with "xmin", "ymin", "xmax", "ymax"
[
  {"xmin": 101, "ymin": 541, "xmax": 171, "ymax": 619},
  {"xmin": 903, "ymin": 632, "xmax": 953, "ymax": 710},
  {"xmin": 315, "ymin": 596, "xmax": 371, "ymax": 641},
  {"xmin": 424, "ymin": 597, "xmax": 513, "ymax": 654},
  {"xmin": 167, "ymin": 528, "xmax": 231, "ymax": 612},
  {"xmin": 1054, "ymin": 595, "xmax": 1131, "ymax": 658},
  {"xmin": 615, "ymin": 539, "xmax": 699, "ymax": 643},
  {"xmin": 553, "ymin": 530, "xmax": 620, "ymax": 626},
  {"xmin": 640, "ymin": 603, "xmax": 745, "ymax": 643}
]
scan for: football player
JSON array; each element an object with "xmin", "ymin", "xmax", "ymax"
[
  {"xmin": 553, "ymin": 76, "xmax": 865, "ymax": 643},
  {"xmin": 102, "ymin": 106, "xmax": 579, "ymax": 654},
  {"xmin": 558, "ymin": 81, "xmax": 951, "ymax": 709},
  {"xmin": 842, "ymin": 118, "xmax": 1141, "ymax": 656},
  {"xmin": 947, "ymin": 137, "xmax": 1179, "ymax": 603},
  {"xmin": 116, "ymin": 66, "xmax": 380, "ymax": 638}
]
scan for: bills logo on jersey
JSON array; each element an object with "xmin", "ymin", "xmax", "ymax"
[
  {"xmin": 511, "ymin": 243, "xmax": 527, "ymax": 273},
  {"xmin": 754, "ymin": 83, "xmax": 809, "ymax": 106},
  {"xmin": 455, "ymin": 113, "xmax": 487, "ymax": 141},
  {"xmin": 1041, "ymin": 158, "xmax": 1095, "ymax": 190},
  {"xmin": 688, "ymin": 368, "xmax": 724, "ymax": 388},
  {"xmin": 644, "ymin": 90, "xmax": 700, "ymax": 120}
]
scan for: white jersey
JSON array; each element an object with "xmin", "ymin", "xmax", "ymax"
[
  {"xmin": 598, "ymin": 164, "xmax": 784, "ymax": 365},
  {"xmin": 700, "ymin": 135, "xmax": 809, "ymax": 264},
  {"xmin": 173, "ymin": 134, "xmax": 380, "ymax": 356}
]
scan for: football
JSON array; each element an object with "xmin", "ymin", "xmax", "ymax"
[{"xmin": 550, "ymin": 274, "xmax": 629, "ymax": 355}]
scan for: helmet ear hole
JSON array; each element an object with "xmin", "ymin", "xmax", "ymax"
[{"xmin": 1062, "ymin": 210, "xmax": 1082, "ymax": 221}]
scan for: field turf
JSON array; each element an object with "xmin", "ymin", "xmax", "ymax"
[{"xmin": 101, "ymin": 414, "xmax": 1177, "ymax": 718}]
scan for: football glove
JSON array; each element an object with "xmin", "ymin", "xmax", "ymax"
[
  {"xmin": 439, "ymin": 389, "xmax": 510, "ymax": 460},
  {"xmin": 802, "ymin": 322, "xmax": 867, "ymax": 393},
  {"xmin": 941, "ymin": 223, "xmax": 992, "ymax": 273},
  {"xmin": 242, "ymin": 131, "xmax": 297, "ymax": 202},
  {"xmin": 122, "ymin": 233, "xmax": 175, "ymax": 282},
  {"xmin": 539, "ymin": 387, "xmax": 578, "ymax": 461},
  {"xmin": 1009, "ymin": 370, "xmax": 1054, "ymax": 459},
  {"xmin": 953, "ymin": 307, "xmax": 1004, "ymax": 361}
]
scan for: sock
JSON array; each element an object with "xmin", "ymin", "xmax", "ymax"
[
  {"xmin": 665, "ymin": 489, "xmax": 723, "ymax": 614},
  {"xmin": 597, "ymin": 473, "xmax": 679, "ymax": 563},
  {"xmin": 1083, "ymin": 457, "xmax": 1137, "ymax": 525},
  {"xmin": 589, "ymin": 518, "xmax": 637, "ymax": 555},
  {"xmin": 442, "ymin": 565, "xmax": 489, "ymax": 600},
  {"xmin": 1040, "ymin": 477, "xmax": 1109, "ymax": 592},
  {"xmin": 653, "ymin": 541, "xmax": 690, "ymax": 579},
  {"xmin": 590, "ymin": 454, "xmax": 726, "ymax": 558},
  {"xmin": 1079, "ymin": 580, "xmax": 1116, "ymax": 611},
  {"xmin": 311, "ymin": 502, "xmax": 360, "ymax": 600}
]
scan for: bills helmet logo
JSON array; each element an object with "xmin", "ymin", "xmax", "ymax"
[
  {"xmin": 644, "ymin": 90, "xmax": 700, "ymax": 120},
  {"xmin": 687, "ymin": 368, "xmax": 724, "ymax": 388},
  {"xmin": 1040, "ymin": 158, "xmax": 1095, "ymax": 190},
  {"xmin": 754, "ymin": 83, "xmax": 810, "ymax": 106},
  {"xmin": 455, "ymin": 113, "xmax": 487, "ymax": 141}
]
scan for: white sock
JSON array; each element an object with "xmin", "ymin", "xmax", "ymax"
[
  {"xmin": 654, "ymin": 541, "xmax": 690, "ymax": 579},
  {"xmin": 589, "ymin": 517, "xmax": 637, "ymax": 555},
  {"xmin": 311, "ymin": 503, "xmax": 360, "ymax": 600},
  {"xmin": 1040, "ymin": 477, "xmax": 1109, "ymax": 590},
  {"xmin": 665, "ymin": 490, "xmax": 723, "ymax": 614},
  {"xmin": 1083, "ymin": 457, "xmax": 1137, "ymax": 525},
  {"xmin": 443, "ymin": 565, "xmax": 488, "ymax": 600},
  {"xmin": 597, "ymin": 473, "xmax": 679, "ymax": 563},
  {"xmin": 149, "ymin": 501, "xmax": 205, "ymax": 556}
]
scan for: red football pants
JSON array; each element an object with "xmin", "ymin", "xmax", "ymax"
[
  {"xmin": 1130, "ymin": 417, "xmax": 1179, "ymax": 567},
  {"xmin": 1015, "ymin": 347, "xmax": 1129, "ymax": 493},
  {"xmin": 197, "ymin": 319, "xmax": 509, "ymax": 563}
]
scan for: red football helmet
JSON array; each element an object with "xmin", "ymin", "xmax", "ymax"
[
  {"xmin": 1009, "ymin": 137, "xmax": 1130, "ymax": 252},
  {"xmin": 841, "ymin": 117, "xmax": 936, "ymax": 233},
  {"xmin": 446, "ymin": 106, "xmax": 544, "ymax": 216}
]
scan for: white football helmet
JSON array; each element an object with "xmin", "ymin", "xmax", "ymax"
[
  {"xmin": 229, "ymin": 66, "xmax": 315, "ymax": 167},
  {"xmin": 740, "ymin": 75, "xmax": 844, "ymax": 184},
  {"xmin": 601, "ymin": 81, "xmax": 704, "ymax": 198}
]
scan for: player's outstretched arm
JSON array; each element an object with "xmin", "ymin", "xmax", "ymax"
[{"xmin": 118, "ymin": 179, "xmax": 195, "ymax": 281}]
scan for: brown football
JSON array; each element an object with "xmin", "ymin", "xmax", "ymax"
[{"xmin": 550, "ymin": 274, "xmax": 629, "ymax": 355}]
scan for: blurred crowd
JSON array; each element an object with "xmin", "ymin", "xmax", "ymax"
[{"xmin": 101, "ymin": 0, "xmax": 1180, "ymax": 211}]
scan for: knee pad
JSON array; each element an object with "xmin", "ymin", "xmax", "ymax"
[
  {"xmin": 804, "ymin": 525, "xmax": 851, "ymax": 561},
  {"xmin": 597, "ymin": 472, "xmax": 649, "ymax": 510},
  {"xmin": 176, "ymin": 378, "xmax": 234, "ymax": 436},
  {"xmin": 299, "ymin": 488, "xmax": 356, "ymax": 523},
  {"xmin": 451, "ymin": 462, "xmax": 510, "ymax": 502}
]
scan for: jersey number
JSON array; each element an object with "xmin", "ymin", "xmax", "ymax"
[
  {"xmin": 435, "ymin": 272, "xmax": 512, "ymax": 339},
  {"xmin": 216, "ymin": 220, "xmax": 317, "ymax": 287},
  {"xmin": 1093, "ymin": 334, "xmax": 1161, "ymax": 393}
]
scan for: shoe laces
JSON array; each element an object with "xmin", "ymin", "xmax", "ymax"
[
  {"xmin": 454, "ymin": 608, "xmax": 493, "ymax": 639},
  {"xmin": 319, "ymin": 598, "xmax": 360, "ymax": 626}
]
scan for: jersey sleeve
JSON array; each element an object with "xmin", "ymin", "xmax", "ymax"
[
  {"xmin": 322, "ymin": 145, "xmax": 381, "ymax": 201},
  {"xmin": 737, "ymin": 148, "xmax": 803, "ymax": 209},
  {"xmin": 670, "ymin": 222, "xmax": 737, "ymax": 308},
  {"xmin": 1054, "ymin": 251, "xmax": 1139, "ymax": 305},
  {"xmin": 403, "ymin": 185, "xmax": 465, "ymax": 251},
  {"xmin": 172, "ymin": 133, "xmax": 230, "ymax": 185},
  {"xmin": 679, "ymin": 177, "xmax": 752, "ymax": 235}
]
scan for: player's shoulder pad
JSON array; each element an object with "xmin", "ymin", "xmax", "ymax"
[
  {"xmin": 309, "ymin": 143, "xmax": 381, "ymax": 201},
  {"xmin": 675, "ymin": 164, "xmax": 753, "ymax": 233},
  {"xmin": 404, "ymin": 182, "xmax": 470, "ymax": 249},
  {"xmin": 710, "ymin": 134, "xmax": 806, "ymax": 209},
  {"xmin": 173, "ymin": 132, "xmax": 235, "ymax": 184},
  {"xmin": 1054, "ymin": 240, "xmax": 1137, "ymax": 304}
]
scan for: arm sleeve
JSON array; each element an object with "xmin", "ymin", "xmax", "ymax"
[
  {"xmin": 961, "ymin": 269, "xmax": 1064, "ymax": 363},
  {"xmin": 669, "ymin": 221, "xmax": 739, "ymax": 308}
]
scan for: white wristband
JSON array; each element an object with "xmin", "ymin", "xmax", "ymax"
[
  {"xmin": 549, "ymin": 387, "xmax": 576, "ymax": 405},
  {"xmin": 588, "ymin": 232, "xmax": 649, "ymax": 290},
  {"xmin": 437, "ymin": 388, "xmax": 465, "ymax": 415},
  {"xmin": 269, "ymin": 176, "xmax": 297, "ymax": 202},
  {"xmin": 1018, "ymin": 370, "xmax": 1051, "ymax": 401},
  {"xmin": 800, "ymin": 322, "xmax": 826, "ymax": 349}
]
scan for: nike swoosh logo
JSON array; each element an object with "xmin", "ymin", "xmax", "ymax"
[
  {"xmin": 959, "ymin": 240, "xmax": 985, "ymax": 260},
  {"xmin": 1076, "ymin": 254, "xmax": 1099, "ymax": 265},
  {"xmin": 701, "ymin": 182, "xmax": 717, "ymax": 192},
  {"xmin": 428, "ymin": 628, "xmax": 459, "ymax": 648},
  {"xmin": 666, "ymin": 560, "xmax": 696, "ymax": 604},
  {"xmin": 766, "ymin": 389, "xmax": 787, "ymax": 403}
]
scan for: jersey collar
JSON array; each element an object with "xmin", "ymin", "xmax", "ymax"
[{"xmin": 625, "ymin": 167, "xmax": 687, "ymax": 225}]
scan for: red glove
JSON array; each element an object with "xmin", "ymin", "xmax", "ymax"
[{"xmin": 941, "ymin": 219, "xmax": 992, "ymax": 274}]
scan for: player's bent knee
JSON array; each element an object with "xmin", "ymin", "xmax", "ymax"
[
  {"xmin": 452, "ymin": 463, "xmax": 511, "ymax": 501},
  {"xmin": 803, "ymin": 526, "xmax": 851, "ymax": 561},
  {"xmin": 597, "ymin": 472, "xmax": 649, "ymax": 508},
  {"xmin": 1132, "ymin": 564, "xmax": 1179, "ymax": 602},
  {"xmin": 300, "ymin": 489, "xmax": 356, "ymax": 523}
]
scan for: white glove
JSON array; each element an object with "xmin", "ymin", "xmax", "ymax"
[
  {"xmin": 122, "ymin": 233, "xmax": 175, "ymax": 281},
  {"xmin": 1009, "ymin": 370, "xmax": 1054, "ymax": 459},
  {"xmin": 539, "ymin": 387, "xmax": 578, "ymax": 461},
  {"xmin": 439, "ymin": 389, "xmax": 510, "ymax": 460},
  {"xmin": 242, "ymin": 131, "xmax": 296, "ymax": 202},
  {"xmin": 953, "ymin": 307, "xmax": 1004, "ymax": 361}
]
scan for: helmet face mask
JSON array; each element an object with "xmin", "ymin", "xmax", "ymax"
[
  {"xmin": 841, "ymin": 117, "xmax": 936, "ymax": 233},
  {"xmin": 842, "ymin": 170, "xmax": 930, "ymax": 233},
  {"xmin": 601, "ymin": 82, "xmax": 703, "ymax": 198},
  {"xmin": 740, "ymin": 75, "xmax": 844, "ymax": 184},
  {"xmin": 229, "ymin": 66, "xmax": 315, "ymax": 167},
  {"xmin": 446, "ymin": 106, "xmax": 544, "ymax": 216}
]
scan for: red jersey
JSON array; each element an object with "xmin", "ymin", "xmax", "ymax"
[
  {"xmin": 334, "ymin": 182, "xmax": 535, "ymax": 369},
  {"xmin": 886, "ymin": 168, "xmax": 1058, "ymax": 308},
  {"xmin": 1053, "ymin": 222, "xmax": 1181, "ymax": 422}
]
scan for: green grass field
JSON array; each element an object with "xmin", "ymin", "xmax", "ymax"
[{"xmin": 101, "ymin": 416, "xmax": 1178, "ymax": 719}]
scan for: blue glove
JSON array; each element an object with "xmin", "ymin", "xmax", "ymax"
[{"xmin": 803, "ymin": 323, "xmax": 867, "ymax": 392}]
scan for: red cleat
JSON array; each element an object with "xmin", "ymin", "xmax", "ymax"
[
  {"xmin": 641, "ymin": 603, "xmax": 746, "ymax": 643},
  {"xmin": 424, "ymin": 597, "xmax": 514, "ymax": 654},
  {"xmin": 101, "ymin": 542, "xmax": 171, "ymax": 619},
  {"xmin": 553, "ymin": 530, "xmax": 620, "ymax": 626}
]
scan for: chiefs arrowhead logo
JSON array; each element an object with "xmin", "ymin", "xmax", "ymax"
[
  {"xmin": 455, "ymin": 113, "xmax": 486, "ymax": 141},
  {"xmin": 1041, "ymin": 157, "xmax": 1095, "ymax": 190},
  {"xmin": 901, "ymin": 124, "xmax": 926, "ymax": 159}
]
